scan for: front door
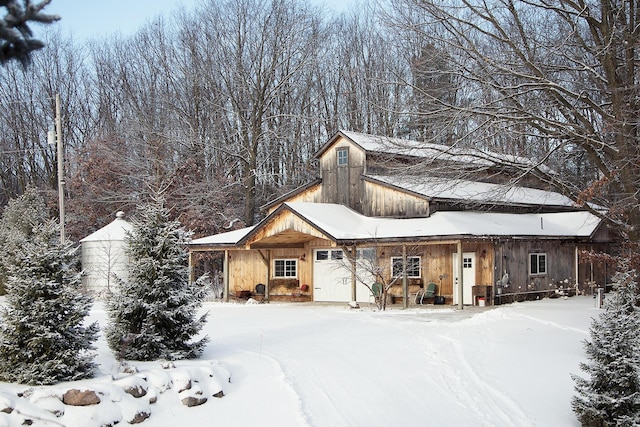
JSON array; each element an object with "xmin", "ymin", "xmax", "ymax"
[{"xmin": 453, "ymin": 252, "xmax": 476, "ymax": 305}]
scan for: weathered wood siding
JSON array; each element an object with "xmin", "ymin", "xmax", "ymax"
[
  {"xmin": 366, "ymin": 242, "xmax": 494, "ymax": 299},
  {"xmin": 363, "ymin": 180, "xmax": 429, "ymax": 217},
  {"xmin": 495, "ymin": 240, "xmax": 583, "ymax": 293},
  {"xmin": 266, "ymin": 185, "xmax": 323, "ymax": 215},
  {"xmin": 245, "ymin": 211, "xmax": 332, "ymax": 248},
  {"xmin": 319, "ymin": 137, "xmax": 366, "ymax": 211}
]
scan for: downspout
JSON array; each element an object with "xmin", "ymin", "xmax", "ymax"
[
  {"xmin": 457, "ymin": 241, "xmax": 463, "ymax": 310},
  {"xmin": 403, "ymin": 244, "xmax": 408, "ymax": 309}
]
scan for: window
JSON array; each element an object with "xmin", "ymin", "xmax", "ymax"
[
  {"xmin": 316, "ymin": 250, "xmax": 328, "ymax": 261},
  {"xmin": 530, "ymin": 253, "xmax": 547, "ymax": 275},
  {"xmin": 337, "ymin": 148, "xmax": 349, "ymax": 166},
  {"xmin": 391, "ymin": 256, "xmax": 421, "ymax": 278},
  {"xmin": 357, "ymin": 248, "xmax": 376, "ymax": 260},
  {"xmin": 274, "ymin": 259, "xmax": 297, "ymax": 278}
]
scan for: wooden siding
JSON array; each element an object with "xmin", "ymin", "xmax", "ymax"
[
  {"xmin": 228, "ymin": 250, "xmax": 268, "ymax": 293},
  {"xmin": 266, "ymin": 185, "xmax": 323, "ymax": 215},
  {"xmin": 228, "ymin": 246, "xmax": 319, "ymax": 298},
  {"xmin": 495, "ymin": 240, "xmax": 587, "ymax": 294},
  {"xmin": 245, "ymin": 210, "xmax": 332, "ymax": 248},
  {"xmin": 363, "ymin": 180, "xmax": 429, "ymax": 217},
  {"xmin": 319, "ymin": 137, "xmax": 366, "ymax": 211},
  {"xmin": 357, "ymin": 242, "xmax": 494, "ymax": 299}
]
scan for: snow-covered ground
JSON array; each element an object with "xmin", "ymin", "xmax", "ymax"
[{"xmin": 1, "ymin": 295, "xmax": 599, "ymax": 426}]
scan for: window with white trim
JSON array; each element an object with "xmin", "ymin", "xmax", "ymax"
[
  {"xmin": 529, "ymin": 253, "xmax": 547, "ymax": 275},
  {"xmin": 337, "ymin": 148, "xmax": 349, "ymax": 166},
  {"xmin": 274, "ymin": 259, "xmax": 297, "ymax": 278},
  {"xmin": 391, "ymin": 256, "xmax": 421, "ymax": 278}
]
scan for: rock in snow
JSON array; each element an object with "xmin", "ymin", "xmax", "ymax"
[{"xmin": 0, "ymin": 360, "xmax": 228, "ymax": 425}]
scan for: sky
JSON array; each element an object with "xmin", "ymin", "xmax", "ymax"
[
  {"xmin": 0, "ymin": 295, "xmax": 597, "ymax": 426},
  {"xmin": 47, "ymin": 0, "xmax": 354, "ymax": 41}
]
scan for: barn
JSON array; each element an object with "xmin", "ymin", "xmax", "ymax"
[
  {"xmin": 189, "ymin": 131, "xmax": 614, "ymax": 307},
  {"xmin": 80, "ymin": 211, "xmax": 133, "ymax": 295}
]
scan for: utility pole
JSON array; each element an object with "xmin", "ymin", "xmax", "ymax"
[{"xmin": 48, "ymin": 94, "xmax": 65, "ymax": 241}]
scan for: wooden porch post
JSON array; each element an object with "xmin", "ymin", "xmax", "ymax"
[
  {"xmin": 223, "ymin": 250, "xmax": 229, "ymax": 302},
  {"xmin": 188, "ymin": 251, "xmax": 194, "ymax": 284},
  {"xmin": 351, "ymin": 244, "xmax": 357, "ymax": 302},
  {"xmin": 402, "ymin": 244, "xmax": 408, "ymax": 309},
  {"xmin": 256, "ymin": 250, "xmax": 271, "ymax": 302},
  {"xmin": 574, "ymin": 246, "xmax": 579, "ymax": 289},
  {"xmin": 266, "ymin": 250, "xmax": 271, "ymax": 302},
  {"xmin": 457, "ymin": 241, "xmax": 463, "ymax": 310}
]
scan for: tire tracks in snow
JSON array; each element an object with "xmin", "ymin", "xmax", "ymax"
[
  {"xmin": 434, "ymin": 334, "xmax": 533, "ymax": 427},
  {"xmin": 384, "ymin": 313, "xmax": 532, "ymax": 427}
]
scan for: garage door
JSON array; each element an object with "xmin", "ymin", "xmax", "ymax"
[{"xmin": 313, "ymin": 249, "xmax": 373, "ymax": 302}]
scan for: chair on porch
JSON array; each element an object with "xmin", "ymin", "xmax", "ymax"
[
  {"xmin": 370, "ymin": 282, "xmax": 383, "ymax": 305},
  {"xmin": 254, "ymin": 283, "xmax": 266, "ymax": 301},
  {"xmin": 416, "ymin": 282, "xmax": 437, "ymax": 305}
]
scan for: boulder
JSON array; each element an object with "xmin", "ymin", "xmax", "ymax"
[
  {"xmin": 0, "ymin": 391, "xmax": 15, "ymax": 414},
  {"xmin": 62, "ymin": 389, "xmax": 101, "ymax": 406},
  {"xmin": 181, "ymin": 395, "xmax": 208, "ymax": 407},
  {"xmin": 114, "ymin": 376, "xmax": 149, "ymax": 398},
  {"xmin": 129, "ymin": 410, "xmax": 151, "ymax": 424}
]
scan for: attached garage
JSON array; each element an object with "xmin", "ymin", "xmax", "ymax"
[{"xmin": 312, "ymin": 249, "xmax": 373, "ymax": 303}]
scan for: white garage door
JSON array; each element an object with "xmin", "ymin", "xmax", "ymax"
[{"xmin": 313, "ymin": 249, "xmax": 373, "ymax": 302}]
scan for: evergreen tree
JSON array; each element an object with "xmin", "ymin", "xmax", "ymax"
[
  {"xmin": 572, "ymin": 263, "xmax": 640, "ymax": 426},
  {"xmin": 104, "ymin": 194, "xmax": 209, "ymax": 361},
  {"xmin": 0, "ymin": 186, "xmax": 49, "ymax": 294},
  {"xmin": 0, "ymin": 220, "xmax": 99, "ymax": 385},
  {"xmin": 0, "ymin": 0, "xmax": 60, "ymax": 66}
]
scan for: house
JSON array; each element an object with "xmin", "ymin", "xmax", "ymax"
[
  {"xmin": 189, "ymin": 131, "xmax": 613, "ymax": 306},
  {"xmin": 80, "ymin": 211, "xmax": 133, "ymax": 295}
]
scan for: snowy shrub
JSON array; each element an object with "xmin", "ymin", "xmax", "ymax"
[
  {"xmin": 0, "ymin": 220, "xmax": 99, "ymax": 385},
  {"xmin": 571, "ymin": 264, "xmax": 640, "ymax": 426},
  {"xmin": 104, "ymin": 193, "xmax": 209, "ymax": 361}
]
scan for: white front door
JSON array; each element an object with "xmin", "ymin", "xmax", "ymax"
[
  {"xmin": 453, "ymin": 252, "xmax": 476, "ymax": 305},
  {"xmin": 313, "ymin": 249, "xmax": 372, "ymax": 302}
]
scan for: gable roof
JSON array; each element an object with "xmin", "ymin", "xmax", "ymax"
[
  {"xmin": 190, "ymin": 202, "xmax": 602, "ymax": 249},
  {"xmin": 316, "ymin": 130, "xmax": 552, "ymax": 173},
  {"xmin": 365, "ymin": 175, "xmax": 576, "ymax": 209}
]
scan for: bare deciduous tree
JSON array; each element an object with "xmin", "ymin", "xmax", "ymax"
[{"xmin": 388, "ymin": 0, "xmax": 640, "ymax": 243}]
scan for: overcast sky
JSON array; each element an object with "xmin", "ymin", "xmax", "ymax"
[{"xmin": 48, "ymin": 0, "xmax": 353, "ymax": 41}]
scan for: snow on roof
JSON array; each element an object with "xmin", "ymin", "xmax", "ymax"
[
  {"xmin": 190, "ymin": 202, "xmax": 601, "ymax": 248},
  {"xmin": 80, "ymin": 212, "xmax": 134, "ymax": 243},
  {"xmin": 284, "ymin": 202, "xmax": 600, "ymax": 241},
  {"xmin": 368, "ymin": 175, "xmax": 576, "ymax": 208},
  {"xmin": 338, "ymin": 130, "xmax": 551, "ymax": 172},
  {"xmin": 191, "ymin": 226, "xmax": 256, "ymax": 246}
]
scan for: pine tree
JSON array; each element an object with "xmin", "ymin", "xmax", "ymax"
[
  {"xmin": 0, "ymin": 0, "xmax": 60, "ymax": 66},
  {"xmin": 0, "ymin": 220, "xmax": 99, "ymax": 385},
  {"xmin": 0, "ymin": 186, "xmax": 49, "ymax": 294},
  {"xmin": 104, "ymin": 194, "xmax": 209, "ymax": 361},
  {"xmin": 571, "ymin": 263, "xmax": 640, "ymax": 426}
]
